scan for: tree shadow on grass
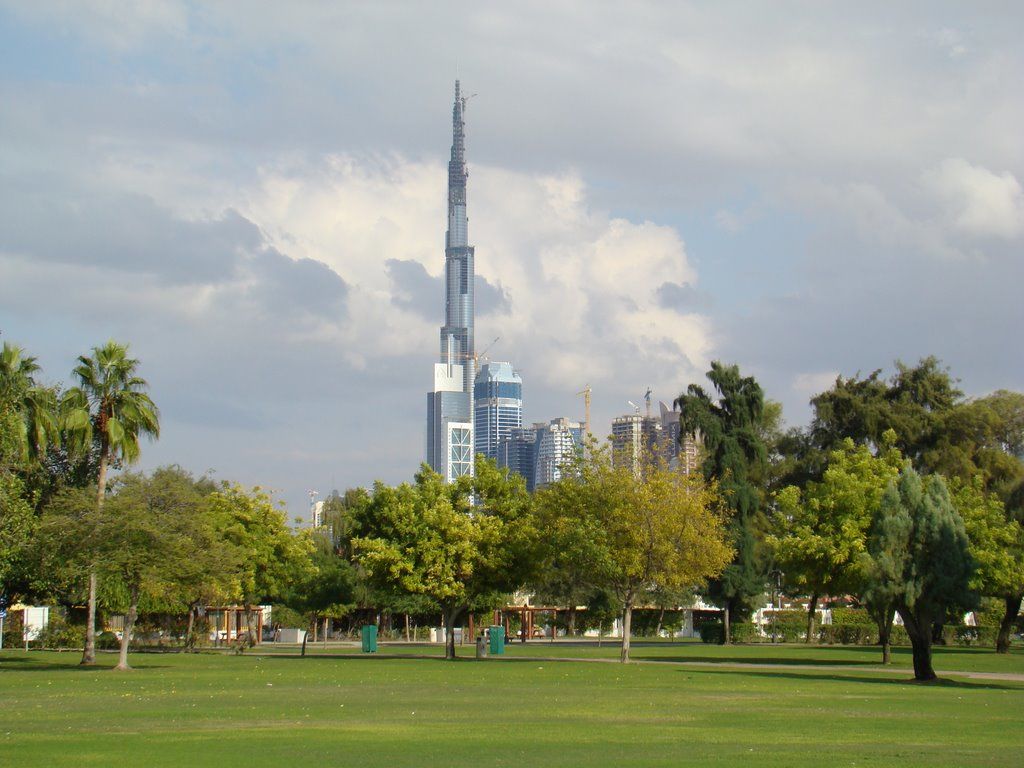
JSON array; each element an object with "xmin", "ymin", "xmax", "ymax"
[
  {"xmin": 632, "ymin": 653, "xmax": 884, "ymax": 667},
  {"xmin": 681, "ymin": 666, "xmax": 1024, "ymax": 691},
  {"xmin": 0, "ymin": 653, "xmax": 169, "ymax": 673}
]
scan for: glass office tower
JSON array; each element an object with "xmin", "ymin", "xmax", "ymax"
[{"xmin": 474, "ymin": 362, "xmax": 523, "ymax": 461}]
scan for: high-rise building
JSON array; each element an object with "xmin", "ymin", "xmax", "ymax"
[
  {"xmin": 497, "ymin": 425, "xmax": 538, "ymax": 492},
  {"xmin": 474, "ymin": 361, "xmax": 523, "ymax": 461},
  {"xmin": 611, "ymin": 400, "xmax": 700, "ymax": 476},
  {"xmin": 533, "ymin": 418, "xmax": 584, "ymax": 489},
  {"xmin": 660, "ymin": 400, "xmax": 700, "ymax": 475},
  {"xmin": 426, "ymin": 81, "xmax": 476, "ymax": 482}
]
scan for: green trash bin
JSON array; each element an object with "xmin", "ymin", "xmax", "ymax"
[
  {"xmin": 360, "ymin": 624, "xmax": 378, "ymax": 653},
  {"xmin": 488, "ymin": 626, "xmax": 505, "ymax": 655}
]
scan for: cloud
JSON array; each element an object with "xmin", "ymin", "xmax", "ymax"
[
  {"xmin": 924, "ymin": 158, "xmax": 1024, "ymax": 240},
  {"xmin": 386, "ymin": 258, "xmax": 510, "ymax": 319}
]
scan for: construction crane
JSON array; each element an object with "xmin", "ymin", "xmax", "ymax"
[
  {"xmin": 627, "ymin": 400, "xmax": 640, "ymax": 415},
  {"xmin": 644, "ymin": 388, "xmax": 653, "ymax": 419},
  {"xmin": 477, "ymin": 335, "xmax": 500, "ymax": 364},
  {"xmin": 576, "ymin": 384, "xmax": 592, "ymax": 437}
]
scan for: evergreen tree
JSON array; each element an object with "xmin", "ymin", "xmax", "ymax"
[
  {"xmin": 865, "ymin": 468, "xmax": 975, "ymax": 681},
  {"xmin": 675, "ymin": 361, "xmax": 768, "ymax": 641}
]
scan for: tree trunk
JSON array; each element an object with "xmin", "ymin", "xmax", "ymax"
[
  {"xmin": 115, "ymin": 584, "xmax": 140, "ymax": 671},
  {"xmin": 805, "ymin": 593, "xmax": 818, "ymax": 644},
  {"xmin": 301, "ymin": 630, "xmax": 308, "ymax": 657},
  {"xmin": 567, "ymin": 607, "xmax": 577, "ymax": 638},
  {"xmin": 996, "ymin": 594, "xmax": 1021, "ymax": 654},
  {"xmin": 405, "ymin": 613, "xmax": 411, "ymax": 643},
  {"xmin": 899, "ymin": 607, "xmax": 936, "ymax": 681},
  {"xmin": 81, "ymin": 452, "xmax": 109, "ymax": 666},
  {"xmin": 444, "ymin": 605, "xmax": 464, "ymax": 660},
  {"xmin": 185, "ymin": 606, "xmax": 196, "ymax": 650},
  {"xmin": 656, "ymin": 607, "xmax": 665, "ymax": 637},
  {"xmin": 722, "ymin": 603, "xmax": 731, "ymax": 646},
  {"xmin": 620, "ymin": 592, "xmax": 634, "ymax": 663},
  {"xmin": 879, "ymin": 618, "xmax": 892, "ymax": 665}
]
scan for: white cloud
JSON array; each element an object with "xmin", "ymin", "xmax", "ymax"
[
  {"xmin": 924, "ymin": 158, "xmax": 1024, "ymax": 240},
  {"xmin": 236, "ymin": 154, "xmax": 711, "ymax": 404}
]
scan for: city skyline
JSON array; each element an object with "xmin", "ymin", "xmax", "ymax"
[{"xmin": 0, "ymin": 4, "xmax": 1021, "ymax": 517}]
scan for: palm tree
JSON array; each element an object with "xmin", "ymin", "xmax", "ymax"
[
  {"xmin": 0, "ymin": 341, "xmax": 60, "ymax": 465},
  {"xmin": 62, "ymin": 341, "xmax": 160, "ymax": 665}
]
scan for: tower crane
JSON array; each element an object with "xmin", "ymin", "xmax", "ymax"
[
  {"xmin": 627, "ymin": 400, "xmax": 640, "ymax": 415},
  {"xmin": 644, "ymin": 388, "xmax": 653, "ymax": 419}
]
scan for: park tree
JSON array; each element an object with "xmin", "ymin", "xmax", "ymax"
[
  {"xmin": 353, "ymin": 458, "xmax": 537, "ymax": 660},
  {"xmin": 61, "ymin": 341, "xmax": 160, "ymax": 665},
  {"xmin": 0, "ymin": 472, "xmax": 34, "ymax": 603},
  {"xmin": 37, "ymin": 467, "xmax": 222, "ymax": 668},
  {"xmin": 865, "ymin": 468, "xmax": 975, "ymax": 681},
  {"xmin": 532, "ymin": 456, "xmax": 612, "ymax": 637},
  {"xmin": 952, "ymin": 478, "xmax": 1024, "ymax": 653},
  {"xmin": 676, "ymin": 361, "xmax": 768, "ymax": 641},
  {"xmin": 769, "ymin": 436, "xmax": 903, "ymax": 647},
  {"xmin": 284, "ymin": 532, "xmax": 356, "ymax": 650},
  {"xmin": 538, "ymin": 445, "xmax": 731, "ymax": 662},
  {"xmin": 101, "ymin": 468, "xmax": 216, "ymax": 669},
  {"xmin": 207, "ymin": 483, "xmax": 316, "ymax": 644}
]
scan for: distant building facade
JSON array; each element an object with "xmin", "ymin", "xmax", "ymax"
[
  {"xmin": 533, "ymin": 418, "xmax": 584, "ymax": 488},
  {"xmin": 497, "ymin": 417, "xmax": 583, "ymax": 491},
  {"xmin": 497, "ymin": 425, "xmax": 538, "ymax": 492},
  {"xmin": 474, "ymin": 361, "xmax": 523, "ymax": 461},
  {"xmin": 611, "ymin": 401, "xmax": 700, "ymax": 476}
]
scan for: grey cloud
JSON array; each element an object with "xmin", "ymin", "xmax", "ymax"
[
  {"xmin": 386, "ymin": 258, "xmax": 510, "ymax": 318},
  {"xmin": 248, "ymin": 247, "xmax": 348, "ymax": 320},
  {"xmin": 656, "ymin": 281, "xmax": 713, "ymax": 313}
]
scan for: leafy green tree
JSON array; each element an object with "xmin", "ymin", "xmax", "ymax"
[
  {"xmin": 284, "ymin": 533, "xmax": 356, "ymax": 650},
  {"xmin": 532, "ymin": 458, "xmax": 612, "ymax": 637},
  {"xmin": 865, "ymin": 468, "xmax": 976, "ymax": 681},
  {"xmin": 953, "ymin": 478, "xmax": 1024, "ymax": 653},
  {"xmin": 207, "ymin": 483, "xmax": 315, "ymax": 644},
  {"xmin": 769, "ymin": 437, "xmax": 903, "ymax": 647},
  {"xmin": 353, "ymin": 458, "xmax": 536, "ymax": 660},
  {"xmin": 0, "ymin": 472, "xmax": 34, "ymax": 600},
  {"xmin": 537, "ymin": 445, "xmax": 731, "ymax": 662},
  {"xmin": 61, "ymin": 341, "xmax": 160, "ymax": 664},
  {"xmin": 676, "ymin": 361, "xmax": 768, "ymax": 641}
]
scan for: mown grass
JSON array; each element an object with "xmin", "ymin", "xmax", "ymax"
[
  {"xmin": 1, "ymin": 648, "xmax": 1022, "ymax": 767},
  {"xmin": 280, "ymin": 637, "xmax": 1024, "ymax": 674}
]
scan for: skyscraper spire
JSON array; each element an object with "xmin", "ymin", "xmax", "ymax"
[
  {"xmin": 440, "ymin": 80, "xmax": 475, "ymax": 396},
  {"xmin": 426, "ymin": 80, "xmax": 476, "ymax": 482},
  {"xmin": 447, "ymin": 80, "xmax": 468, "ymax": 248}
]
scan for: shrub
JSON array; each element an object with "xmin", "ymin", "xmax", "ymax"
[
  {"xmin": 730, "ymin": 622, "xmax": 759, "ymax": 643},
  {"xmin": 699, "ymin": 621, "xmax": 723, "ymax": 644},
  {"xmin": 34, "ymin": 613, "xmax": 83, "ymax": 649},
  {"xmin": 97, "ymin": 631, "xmax": 120, "ymax": 650}
]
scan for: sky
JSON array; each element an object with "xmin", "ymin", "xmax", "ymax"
[{"xmin": 1, "ymin": 2, "xmax": 1022, "ymax": 521}]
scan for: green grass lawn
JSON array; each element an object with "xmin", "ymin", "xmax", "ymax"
[
  {"xmin": 1, "ymin": 647, "xmax": 1023, "ymax": 767},
  {"xmin": 285, "ymin": 637, "xmax": 1024, "ymax": 674}
]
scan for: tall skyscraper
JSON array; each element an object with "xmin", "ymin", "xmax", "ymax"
[
  {"xmin": 474, "ymin": 361, "xmax": 523, "ymax": 461},
  {"xmin": 426, "ymin": 81, "xmax": 476, "ymax": 482}
]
